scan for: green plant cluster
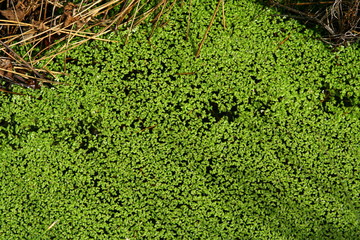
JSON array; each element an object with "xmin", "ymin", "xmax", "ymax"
[{"xmin": 0, "ymin": 0, "xmax": 359, "ymax": 239}]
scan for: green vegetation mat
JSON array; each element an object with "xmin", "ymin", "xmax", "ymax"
[{"xmin": 1, "ymin": 0, "xmax": 359, "ymax": 239}]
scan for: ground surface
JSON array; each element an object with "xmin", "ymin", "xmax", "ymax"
[{"xmin": 1, "ymin": 0, "xmax": 359, "ymax": 239}]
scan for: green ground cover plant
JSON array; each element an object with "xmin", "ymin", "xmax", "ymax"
[{"xmin": 1, "ymin": 0, "xmax": 359, "ymax": 239}]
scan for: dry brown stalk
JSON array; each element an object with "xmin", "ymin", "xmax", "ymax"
[{"xmin": 195, "ymin": 0, "xmax": 224, "ymax": 58}]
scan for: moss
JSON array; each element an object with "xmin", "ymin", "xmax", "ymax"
[{"xmin": 1, "ymin": 0, "xmax": 359, "ymax": 239}]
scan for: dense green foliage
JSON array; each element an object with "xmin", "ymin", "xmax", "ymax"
[{"xmin": 1, "ymin": 0, "xmax": 359, "ymax": 239}]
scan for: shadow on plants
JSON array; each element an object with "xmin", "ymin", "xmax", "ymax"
[
  {"xmin": 0, "ymin": 119, "xmax": 10, "ymax": 138},
  {"xmin": 207, "ymin": 100, "xmax": 239, "ymax": 123},
  {"xmin": 320, "ymin": 81, "xmax": 359, "ymax": 113},
  {"xmin": 221, "ymin": 152, "xmax": 360, "ymax": 239}
]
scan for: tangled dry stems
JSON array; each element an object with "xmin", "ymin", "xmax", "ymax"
[
  {"xmin": 0, "ymin": 0, "xmax": 176, "ymax": 92},
  {"xmin": 270, "ymin": 0, "xmax": 360, "ymax": 46}
]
